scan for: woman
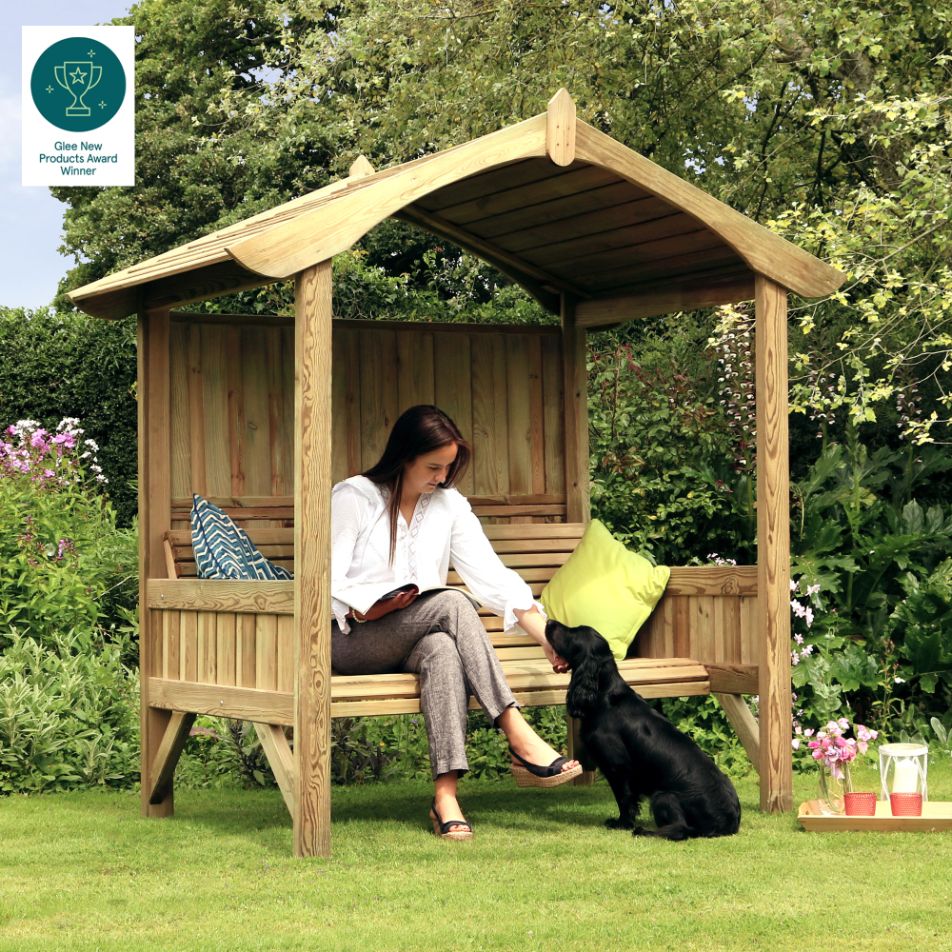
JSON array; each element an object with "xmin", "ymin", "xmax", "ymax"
[{"xmin": 331, "ymin": 405, "xmax": 581, "ymax": 840}]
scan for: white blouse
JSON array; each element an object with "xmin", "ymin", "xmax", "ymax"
[{"xmin": 331, "ymin": 475, "xmax": 543, "ymax": 634}]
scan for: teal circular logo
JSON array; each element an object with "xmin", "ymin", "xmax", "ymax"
[{"xmin": 30, "ymin": 37, "xmax": 125, "ymax": 132}]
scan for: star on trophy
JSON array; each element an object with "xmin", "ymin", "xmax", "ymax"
[{"xmin": 53, "ymin": 61, "xmax": 103, "ymax": 118}]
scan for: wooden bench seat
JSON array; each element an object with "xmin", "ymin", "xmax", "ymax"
[{"xmin": 152, "ymin": 517, "xmax": 760, "ymax": 813}]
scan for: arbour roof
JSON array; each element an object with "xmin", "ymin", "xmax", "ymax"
[{"xmin": 70, "ymin": 91, "xmax": 843, "ymax": 322}]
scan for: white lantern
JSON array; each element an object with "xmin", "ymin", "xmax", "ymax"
[{"xmin": 878, "ymin": 742, "xmax": 928, "ymax": 801}]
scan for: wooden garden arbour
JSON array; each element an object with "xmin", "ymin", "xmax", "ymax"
[{"xmin": 71, "ymin": 90, "xmax": 843, "ymax": 857}]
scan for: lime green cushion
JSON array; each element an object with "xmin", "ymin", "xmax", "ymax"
[{"xmin": 541, "ymin": 519, "xmax": 670, "ymax": 659}]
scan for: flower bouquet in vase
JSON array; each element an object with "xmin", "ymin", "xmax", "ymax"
[{"xmin": 797, "ymin": 718, "xmax": 878, "ymax": 816}]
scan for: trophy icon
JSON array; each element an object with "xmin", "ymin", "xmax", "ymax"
[{"xmin": 53, "ymin": 61, "xmax": 103, "ymax": 118}]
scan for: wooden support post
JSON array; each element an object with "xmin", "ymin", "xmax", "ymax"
[
  {"xmin": 255, "ymin": 723, "xmax": 296, "ymax": 817},
  {"xmin": 561, "ymin": 294, "xmax": 590, "ymax": 524},
  {"xmin": 149, "ymin": 711, "xmax": 196, "ymax": 804},
  {"xmin": 293, "ymin": 261, "xmax": 334, "ymax": 857},
  {"xmin": 754, "ymin": 277, "xmax": 793, "ymax": 812},
  {"xmin": 138, "ymin": 306, "xmax": 174, "ymax": 817}
]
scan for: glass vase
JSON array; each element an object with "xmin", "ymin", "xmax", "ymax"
[{"xmin": 817, "ymin": 763, "xmax": 851, "ymax": 815}]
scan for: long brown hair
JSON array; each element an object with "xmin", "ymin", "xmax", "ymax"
[{"xmin": 363, "ymin": 405, "xmax": 471, "ymax": 564}]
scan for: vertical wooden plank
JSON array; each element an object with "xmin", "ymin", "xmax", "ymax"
[
  {"xmin": 541, "ymin": 334, "xmax": 565, "ymax": 500},
  {"xmin": 331, "ymin": 325, "xmax": 362, "ymax": 480},
  {"xmin": 332, "ymin": 328, "xmax": 349, "ymax": 485},
  {"xmin": 359, "ymin": 327, "xmax": 398, "ymax": 470},
  {"xmin": 527, "ymin": 335, "xmax": 546, "ymax": 497},
  {"xmin": 741, "ymin": 596, "xmax": 760, "ymax": 665},
  {"xmin": 277, "ymin": 615, "xmax": 295, "ymax": 692},
  {"xmin": 161, "ymin": 611, "xmax": 171, "ymax": 679},
  {"xmin": 755, "ymin": 276, "xmax": 792, "ymax": 813},
  {"xmin": 506, "ymin": 335, "xmax": 532, "ymax": 497},
  {"xmin": 724, "ymin": 596, "xmax": 742, "ymax": 664},
  {"xmin": 198, "ymin": 610, "xmax": 217, "ymax": 684},
  {"xmin": 169, "ymin": 324, "xmax": 191, "ymax": 500},
  {"xmin": 166, "ymin": 611, "xmax": 181, "ymax": 681},
  {"xmin": 242, "ymin": 326, "xmax": 272, "ymax": 496},
  {"xmin": 138, "ymin": 306, "xmax": 174, "ymax": 817},
  {"xmin": 266, "ymin": 324, "xmax": 292, "ymax": 496},
  {"xmin": 673, "ymin": 597, "xmax": 691, "ymax": 657},
  {"xmin": 691, "ymin": 596, "xmax": 713, "ymax": 663},
  {"xmin": 294, "ymin": 260, "xmax": 334, "ymax": 857},
  {"xmin": 201, "ymin": 325, "xmax": 230, "ymax": 496},
  {"xmin": 238, "ymin": 613, "xmax": 256, "ymax": 687},
  {"xmin": 217, "ymin": 612, "xmax": 237, "ymax": 687},
  {"xmin": 397, "ymin": 328, "xmax": 435, "ymax": 412},
  {"xmin": 182, "ymin": 611, "xmax": 198, "ymax": 682},
  {"xmin": 561, "ymin": 294, "xmax": 590, "ymax": 523},
  {"xmin": 470, "ymin": 334, "xmax": 508, "ymax": 497},
  {"xmin": 187, "ymin": 324, "xmax": 207, "ymax": 497},
  {"xmin": 434, "ymin": 331, "xmax": 474, "ymax": 495},
  {"xmin": 255, "ymin": 614, "xmax": 278, "ymax": 691},
  {"xmin": 225, "ymin": 325, "xmax": 245, "ymax": 497}
]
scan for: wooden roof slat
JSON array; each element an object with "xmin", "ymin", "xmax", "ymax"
[
  {"xmin": 415, "ymin": 158, "xmax": 582, "ymax": 213},
  {"xmin": 588, "ymin": 255, "xmax": 748, "ymax": 295},
  {"xmin": 465, "ymin": 181, "xmax": 652, "ymax": 241},
  {"xmin": 518, "ymin": 216, "xmax": 705, "ymax": 269},
  {"xmin": 437, "ymin": 165, "xmax": 624, "ymax": 227},
  {"xmin": 395, "ymin": 203, "xmax": 588, "ymax": 304},
  {"xmin": 497, "ymin": 199, "xmax": 681, "ymax": 254},
  {"xmin": 554, "ymin": 230, "xmax": 728, "ymax": 280}
]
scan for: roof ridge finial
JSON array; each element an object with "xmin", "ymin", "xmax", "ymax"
[
  {"xmin": 546, "ymin": 89, "xmax": 576, "ymax": 167},
  {"xmin": 348, "ymin": 155, "xmax": 376, "ymax": 179}
]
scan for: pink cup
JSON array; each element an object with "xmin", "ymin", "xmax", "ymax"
[
  {"xmin": 844, "ymin": 792, "xmax": 877, "ymax": 816},
  {"xmin": 889, "ymin": 792, "xmax": 923, "ymax": 817}
]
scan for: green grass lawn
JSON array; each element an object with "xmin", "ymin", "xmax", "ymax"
[{"xmin": 2, "ymin": 760, "xmax": 951, "ymax": 952}]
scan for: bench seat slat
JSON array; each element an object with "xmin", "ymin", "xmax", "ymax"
[{"xmin": 328, "ymin": 658, "xmax": 709, "ymax": 701}]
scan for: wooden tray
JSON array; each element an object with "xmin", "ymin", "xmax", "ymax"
[{"xmin": 798, "ymin": 799, "xmax": 952, "ymax": 832}]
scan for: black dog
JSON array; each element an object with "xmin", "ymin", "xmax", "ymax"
[{"xmin": 547, "ymin": 620, "xmax": 741, "ymax": 840}]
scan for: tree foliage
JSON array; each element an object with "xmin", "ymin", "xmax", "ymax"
[{"xmin": 50, "ymin": 0, "xmax": 951, "ymax": 439}]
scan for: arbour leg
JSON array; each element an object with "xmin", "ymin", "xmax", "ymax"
[
  {"xmin": 293, "ymin": 261, "xmax": 333, "ymax": 857},
  {"xmin": 755, "ymin": 276, "xmax": 793, "ymax": 812}
]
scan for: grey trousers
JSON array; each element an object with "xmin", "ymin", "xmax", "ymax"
[{"xmin": 331, "ymin": 590, "xmax": 517, "ymax": 779}]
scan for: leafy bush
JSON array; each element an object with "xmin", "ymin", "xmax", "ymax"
[
  {"xmin": 0, "ymin": 418, "xmax": 138, "ymax": 651},
  {"xmin": 0, "ymin": 628, "xmax": 139, "ymax": 794},
  {"xmin": 790, "ymin": 432, "xmax": 952, "ymax": 734},
  {"xmin": 889, "ymin": 559, "xmax": 952, "ymax": 709},
  {"xmin": 0, "ymin": 308, "xmax": 137, "ymax": 525},
  {"xmin": 588, "ymin": 321, "xmax": 751, "ymax": 565}
]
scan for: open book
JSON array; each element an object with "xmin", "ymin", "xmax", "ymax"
[{"xmin": 377, "ymin": 583, "xmax": 480, "ymax": 610}]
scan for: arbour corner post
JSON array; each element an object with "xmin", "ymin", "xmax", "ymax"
[
  {"xmin": 293, "ymin": 261, "xmax": 334, "ymax": 857},
  {"xmin": 755, "ymin": 276, "xmax": 793, "ymax": 812},
  {"xmin": 137, "ymin": 305, "xmax": 177, "ymax": 817}
]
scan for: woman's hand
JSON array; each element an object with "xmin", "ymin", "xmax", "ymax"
[{"xmin": 514, "ymin": 606, "xmax": 569, "ymax": 674}]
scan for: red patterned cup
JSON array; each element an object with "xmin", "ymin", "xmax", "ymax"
[
  {"xmin": 844, "ymin": 792, "xmax": 877, "ymax": 816},
  {"xmin": 889, "ymin": 792, "xmax": 923, "ymax": 817}
]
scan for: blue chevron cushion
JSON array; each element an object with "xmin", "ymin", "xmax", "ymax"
[{"xmin": 190, "ymin": 494, "xmax": 293, "ymax": 581}]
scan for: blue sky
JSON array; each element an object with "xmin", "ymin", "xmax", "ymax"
[{"xmin": 2, "ymin": 1, "xmax": 132, "ymax": 310}]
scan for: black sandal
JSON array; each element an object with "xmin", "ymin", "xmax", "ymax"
[
  {"xmin": 509, "ymin": 746, "xmax": 583, "ymax": 788},
  {"xmin": 429, "ymin": 798, "xmax": 473, "ymax": 840}
]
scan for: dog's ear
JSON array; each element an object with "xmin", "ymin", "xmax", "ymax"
[{"xmin": 567, "ymin": 650, "xmax": 600, "ymax": 717}]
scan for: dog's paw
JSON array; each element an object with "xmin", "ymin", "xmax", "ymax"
[
  {"xmin": 604, "ymin": 816, "xmax": 635, "ymax": 830},
  {"xmin": 631, "ymin": 825, "xmax": 651, "ymax": 837}
]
